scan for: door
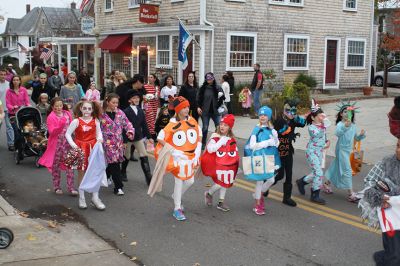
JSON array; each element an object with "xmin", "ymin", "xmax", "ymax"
[
  {"xmin": 138, "ymin": 46, "xmax": 148, "ymax": 82},
  {"xmin": 325, "ymin": 40, "xmax": 338, "ymax": 84},
  {"xmin": 182, "ymin": 41, "xmax": 193, "ymax": 82}
]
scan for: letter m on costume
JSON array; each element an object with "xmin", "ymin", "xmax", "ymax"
[{"xmin": 178, "ymin": 20, "xmax": 193, "ymax": 70}]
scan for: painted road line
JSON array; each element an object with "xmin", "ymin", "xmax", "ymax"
[
  {"xmin": 235, "ymin": 178, "xmax": 363, "ymax": 223},
  {"xmin": 233, "ymin": 182, "xmax": 380, "ymax": 235}
]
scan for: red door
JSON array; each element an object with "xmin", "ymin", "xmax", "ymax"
[
  {"xmin": 139, "ymin": 47, "xmax": 148, "ymax": 82},
  {"xmin": 325, "ymin": 40, "xmax": 337, "ymax": 84}
]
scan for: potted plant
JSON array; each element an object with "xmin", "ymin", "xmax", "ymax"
[{"xmin": 363, "ymin": 86, "xmax": 373, "ymax": 96}]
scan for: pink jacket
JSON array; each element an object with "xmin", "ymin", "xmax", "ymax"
[{"xmin": 5, "ymin": 87, "xmax": 30, "ymax": 115}]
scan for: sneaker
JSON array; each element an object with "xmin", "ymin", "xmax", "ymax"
[
  {"xmin": 107, "ymin": 179, "xmax": 112, "ymax": 186},
  {"xmin": 55, "ymin": 188, "xmax": 63, "ymax": 195},
  {"xmin": 69, "ymin": 190, "xmax": 78, "ymax": 196},
  {"xmin": 8, "ymin": 145, "xmax": 15, "ymax": 151},
  {"xmin": 116, "ymin": 189, "xmax": 124, "ymax": 196},
  {"xmin": 78, "ymin": 198, "xmax": 87, "ymax": 209},
  {"xmin": 322, "ymin": 183, "xmax": 333, "ymax": 194},
  {"xmin": 204, "ymin": 192, "xmax": 213, "ymax": 207},
  {"xmin": 173, "ymin": 209, "xmax": 186, "ymax": 221},
  {"xmin": 217, "ymin": 201, "xmax": 230, "ymax": 212},
  {"xmin": 347, "ymin": 193, "xmax": 360, "ymax": 203},
  {"xmin": 253, "ymin": 204, "xmax": 265, "ymax": 216},
  {"xmin": 91, "ymin": 197, "xmax": 106, "ymax": 210}
]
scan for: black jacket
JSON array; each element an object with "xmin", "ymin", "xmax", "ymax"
[
  {"xmin": 31, "ymin": 82, "xmax": 52, "ymax": 104},
  {"xmin": 179, "ymin": 84, "xmax": 198, "ymax": 110},
  {"xmin": 77, "ymin": 74, "xmax": 91, "ymax": 93},
  {"xmin": 123, "ymin": 105, "xmax": 151, "ymax": 141},
  {"xmin": 197, "ymin": 83, "xmax": 225, "ymax": 115}
]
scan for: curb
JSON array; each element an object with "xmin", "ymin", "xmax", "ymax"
[
  {"xmin": 0, "ymin": 194, "xmax": 16, "ymax": 216},
  {"xmin": 314, "ymin": 95, "xmax": 392, "ymax": 104}
]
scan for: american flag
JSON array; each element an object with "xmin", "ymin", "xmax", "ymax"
[
  {"xmin": 17, "ymin": 42, "xmax": 28, "ymax": 53},
  {"xmin": 80, "ymin": 0, "xmax": 91, "ymax": 12},
  {"xmin": 40, "ymin": 48, "xmax": 54, "ymax": 61}
]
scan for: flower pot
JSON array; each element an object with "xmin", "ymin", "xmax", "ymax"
[{"xmin": 363, "ymin": 87, "xmax": 373, "ymax": 96}]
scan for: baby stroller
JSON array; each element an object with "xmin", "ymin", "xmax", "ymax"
[
  {"xmin": 13, "ymin": 107, "xmax": 47, "ymax": 167},
  {"xmin": 0, "ymin": 228, "xmax": 13, "ymax": 249}
]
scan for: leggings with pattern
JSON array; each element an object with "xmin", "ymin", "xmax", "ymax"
[{"xmin": 304, "ymin": 148, "xmax": 324, "ymax": 191}]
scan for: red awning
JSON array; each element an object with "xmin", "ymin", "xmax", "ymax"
[{"xmin": 99, "ymin": 34, "xmax": 132, "ymax": 53}]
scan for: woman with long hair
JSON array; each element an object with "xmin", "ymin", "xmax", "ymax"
[
  {"xmin": 179, "ymin": 71, "xmax": 199, "ymax": 121},
  {"xmin": 59, "ymin": 72, "xmax": 85, "ymax": 109}
]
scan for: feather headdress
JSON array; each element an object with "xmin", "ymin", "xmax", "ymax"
[
  {"xmin": 310, "ymin": 98, "xmax": 321, "ymax": 113},
  {"xmin": 335, "ymin": 100, "xmax": 360, "ymax": 113}
]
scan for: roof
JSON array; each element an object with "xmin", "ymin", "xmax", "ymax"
[{"xmin": 2, "ymin": 6, "xmax": 81, "ymax": 36}]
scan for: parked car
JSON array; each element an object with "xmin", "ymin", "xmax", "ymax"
[{"xmin": 374, "ymin": 64, "xmax": 400, "ymax": 86}]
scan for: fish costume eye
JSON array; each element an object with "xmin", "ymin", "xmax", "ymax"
[
  {"xmin": 172, "ymin": 131, "xmax": 187, "ymax": 146},
  {"xmin": 186, "ymin": 129, "xmax": 197, "ymax": 144}
]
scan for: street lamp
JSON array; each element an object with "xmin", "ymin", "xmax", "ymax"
[{"xmin": 93, "ymin": 26, "xmax": 101, "ymax": 90}]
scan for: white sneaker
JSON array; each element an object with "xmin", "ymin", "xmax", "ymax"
[
  {"xmin": 117, "ymin": 189, "xmax": 124, "ymax": 195},
  {"xmin": 107, "ymin": 179, "xmax": 112, "ymax": 186},
  {"xmin": 78, "ymin": 198, "xmax": 87, "ymax": 209},
  {"xmin": 91, "ymin": 197, "xmax": 106, "ymax": 210}
]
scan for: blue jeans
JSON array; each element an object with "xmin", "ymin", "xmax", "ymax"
[
  {"xmin": 0, "ymin": 111, "xmax": 15, "ymax": 146},
  {"xmin": 252, "ymin": 89, "xmax": 261, "ymax": 115},
  {"xmin": 201, "ymin": 113, "xmax": 220, "ymax": 145}
]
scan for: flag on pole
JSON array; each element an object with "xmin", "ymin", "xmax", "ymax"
[
  {"xmin": 40, "ymin": 48, "xmax": 54, "ymax": 61},
  {"xmin": 17, "ymin": 42, "xmax": 28, "ymax": 53},
  {"xmin": 178, "ymin": 20, "xmax": 193, "ymax": 70},
  {"xmin": 80, "ymin": 0, "xmax": 91, "ymax": 12}
]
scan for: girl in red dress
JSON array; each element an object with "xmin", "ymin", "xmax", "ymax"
[
  {"xmin": 65, "ymin": 100, "xmax": 104, "ymax": 210},
  {"xmin": 143, "ymin": 73, "xmax": 159, "ymax": 140}
]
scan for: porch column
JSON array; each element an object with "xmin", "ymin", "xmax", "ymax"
[
  {"xmin": 57, "ymin": 44, "xmax": 62, "ymax": 70},
  {"xmin": 199, "ymin": 31, "xmax": 206, "ymax": 85},
  {"xmin": 67, "ymin": 44, "xmax": 71, "ymax": 73}
]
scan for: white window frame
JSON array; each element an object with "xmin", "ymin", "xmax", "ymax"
[
  {"xmin": 128, "ymin": 0, "xmax": 150, "ymax": 8},
  {"xmin": 283, "ymin": 34, "xmax": 310, "ymax": 71},
  {"xmin": 344, "ymin": 37, "xmax": 366, "ymax": 70},
  {"xmin": 29, "ymin": 37, "xmax": 36, "ymax": 47},
  {"xmin": 343, "ymin": 0, "xmax": 357, "ymax": 12},
  {"xmin": 226, "ymin": 31, "xmax": 257, "ymax": 72},
  {"xmin": 225, "ymin": 0, "xmax": 246, "ymax": 2},
  {"xmin": 156, "ymin": 35, "xmax": 172, "ymax": 68},
  {"xmin": 269, "ymin": 0, "xmax": 304, "ymax": 7},
  {"xmin": 104, "ymin": 0, "xmax": 113, "ymax": 12}
]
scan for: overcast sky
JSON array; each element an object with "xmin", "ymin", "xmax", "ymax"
[{"xmin": 0, "ymin": 0, "xmax": 83, "ymax": 33}]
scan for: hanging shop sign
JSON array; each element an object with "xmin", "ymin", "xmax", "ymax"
[
  {"xmin": 81, "ymin": 16, "xmax": 95, "ymax": 35},
  {"xmin": 139, "ymin": 4, "xmax": 159, "ymax": 24}
]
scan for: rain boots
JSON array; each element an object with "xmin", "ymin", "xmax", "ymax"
[
  {"xmin": 296, "ymin": 176, "xmax": 308, "ymax": 195},
  {"xmin": 310, "ymin": 189, "xmax": 326, "ymax": 205},
  {"xmin": 121, "ymin": 157, "xmax": 129, "ymax": 182},
  {"xmin": 282, "ymin": 183, "xmax": 297, "ymax": 207},
  {"xmin": 140, "ymin": 156, "xmax": 152, "ymax": 186}
]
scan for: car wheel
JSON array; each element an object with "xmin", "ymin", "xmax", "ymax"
[{"xmin": 375, "ymin": 76, "xmax": 384, "ymax": 87}]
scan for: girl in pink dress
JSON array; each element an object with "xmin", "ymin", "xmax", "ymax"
[
  {"xmin": 239, "ymin": 87, "xmax": 252, "ymax": 117},
  {"xmin": 65, "ymin": 100, "xmax": 104, "ymax": 210},
  {"xmin": 39, "ymin": 97, "xmax": 77, "ymax": 195},
  {"xmin": 85, "ymin": 82, "xmax": 101, "ymax": 103}
]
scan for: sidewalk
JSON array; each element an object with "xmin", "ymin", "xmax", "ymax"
[
  {"xmin": 0, "ymin": 196, "xmax": 134, "ymax": 265},
  {"xmin": 208, "ymin": 88, "xmax": 400, "ymax": 165}
]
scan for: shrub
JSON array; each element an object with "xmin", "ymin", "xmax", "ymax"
[
  {"xmin": 292, "ymin": 82, "xmax": 311, "ymax": 108},
  {"xmin": 294, "ymin": 73, "xmax": 317, "ymax": 88}
]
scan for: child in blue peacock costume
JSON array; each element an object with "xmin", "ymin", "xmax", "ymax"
[
  {"xmin": 324, "ymin": 101, "xmax": 366, "ymax": 202},
  {"xmin": 244, "ymin": 106, "xmax": 281, "ymax": 216},
  {"xmin": 296, "ymin": 99, "xmax": 331, "ymax": 205}
]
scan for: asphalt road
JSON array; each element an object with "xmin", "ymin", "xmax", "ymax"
[{"xmin": 0, "ymin": 134, "xmax": 382, "ymax": 266}]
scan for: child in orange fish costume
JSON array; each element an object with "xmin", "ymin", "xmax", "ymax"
[{"xmin": 155, "ymin": 96, "xmax": 202, "ymax": 221}]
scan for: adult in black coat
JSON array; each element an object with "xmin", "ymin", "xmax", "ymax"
[
  {"xmin": 77, "ymin": 68, "xmax": 91, "ymax": 93},
  {"xmin": 31, "ymin": 73, "xmax": 52, "ymax": 104},
  {"xmin": 115, "ymin": 74, "xmax": 145, "ymax": 110},
  {"xmin": 179, "ymin": 71, "xmax": 199, "ymax": 121},
  {"xmin": 122, "ymin": 89, "xmax": 153, "ymax": 185},
  {"xmin": 196, "ymin": 72, "xmax": 225, "ymax": 147}
]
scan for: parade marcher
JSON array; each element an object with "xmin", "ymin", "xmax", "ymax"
[
  {"xmin": 197, "ymin": 72, "xmax": 225, "ymax": 149},
  {"xmin": 296, "ymin": 99, "xmax": 330, "ymax": 205},
  {"xmin": 388, "ymin": 96, "xmax": 400, "ymax": 139},
  {"xmin": 85, "ymin": 82, "xmax": 101, "ymax": 103},
  {"xmin": 115, "ymin": 74, "xmax": 144, "ymax": 110},
  {"xmin": 122, "ymin": 90, "xmax": 153, "ymax": 185},
  {"xmin": 155, "ymin": 105, "xmax": 170, "ymax": 135},
  {"xmin": 31, "ymin": 73, "xmax": 52, "ymax": 103},
  {"xmin": 250, "ymin": 63, "xmax": 264, "ymax": 118},
  {"xmin": 324, "ymin": 101, "xmax": 366, "ymax": 202},
  {"xmin": 238, "ymin": 87, "xmax": 252, "ymax": 117},
  {"xmin": 100, "ymin": 93, "xmax": 134, "ymax": 195},
  {"xmin": 244, "ymin": 106, "xmax": 280, "ymax": 215},
  {"xmin": 65, "ymin": 100, "xmax": 104, "ymax": 210},
  {"xmin": 152, "ymin": 96, "xmax": 202, "ymax": 221},
  {"xmin": 221, "ymin": 74, "xmax": 232, "ymax": 114},
  {"xmin": 159, "ymin": 75, "xmax": 177, "ymax": 116},
  {"xmin": 7, "ymin": 63, "xmax": 17, "ymax": 76},
  {"xmin": 60, "ymin": 72, "xmax": 85, "ymax": 110},
  {"xmin": 359, "ymin": 138, "xmax": 400, "ymax": 266},
  {"xmin": 179, "ymin": 71, "xmax": 199, "ymax": 121},
  {"xmin": 48, "ymin": 69, "xmax": 63, "ymax": 96},
  {"xmin": 104, "ymin": 73, "xmax": 120, "ymax": 98},
  {"xmin": 77, "ymin": 68, "xmax": 91, "ymax": 93},
  {"xmin": 36, "ymin": 93, "xmax": 50, "ymax": 129},
  {"xmin": 264, "ymin": 99, "xmax": 306, "ymax": 207},
  {"xmin": 143, "ymin": 73, "xmax": 160, "ymax": 140},
  {"xmin": 39, "ymin": 97, "xmax": 77, "ymax": 196},
  {"xmin": 6, "ymin": 75, "xmax": 31, "ymax": 160},
  {"xmin": 203, "ymin": 114, "xmax": 239, "ymax": 212},
  {"xmin": 0, "ymin": 69, "xmax": 14, "ymax": 151}
]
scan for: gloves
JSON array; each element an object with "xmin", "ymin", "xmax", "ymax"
[
  {"xmin": 70, "ymin": 143, "xmax": 78, "ymax": 149},
  {"xmin": 260, "ymin": 139, "xmax": 276, "ymax": 148},
  {"xmin": 171, "ymin": 149, "xmax": 188, "ymax": 161},
  {"xmin": 145, "ymin": 94, "xmax": 155, "ymax": 100},
  {"xmin": 193, "ymin": 142, "xmax": 202, "ymax": 166},
  {"xmin": 217, "ymin": 136, "xmax": 230, "ymax": 147}
]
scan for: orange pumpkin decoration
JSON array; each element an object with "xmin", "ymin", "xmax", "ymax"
[{"xmin": 155, "ymin": 116, "xmax": 201, "ymax": 180}]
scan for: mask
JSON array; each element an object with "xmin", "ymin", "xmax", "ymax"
[{"xmin": 284, "ymin": 103, "xmax": 297, "ymax": 117}]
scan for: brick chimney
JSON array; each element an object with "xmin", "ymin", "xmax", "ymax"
[
  {"xmin": 71, "ymin": 2, "xmax": 76, "ymax": 9},
  {"xmin": 26, "ymin": 4, "xmax": 31, "ymax": 14}
]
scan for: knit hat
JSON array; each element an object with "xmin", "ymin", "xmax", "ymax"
[
  {"xmin": 258, "ymin": 106, "xmax": 272, "ymax": 120},
  {"xmin": 127, "ymin": 89, "xmax": 141, "ymax": 100},
  {"xmin": 39, "ymin": 73, "xmax": 47, "ymax": 78},
  {"xmin": 205, "ymin": 72, "xmax": 215, "ymax": 81},
  {"xmin": 220, "ymin": 114, "xmax": 235, "ymax": 128},
  {"xmin": 173, "ymin": 96, "xmax": 190, "ymax": 114}
]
